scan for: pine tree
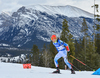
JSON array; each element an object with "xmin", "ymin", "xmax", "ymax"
[
  {"xmin": 60, "ymin": 19, "xmax": 75, "ymax": 64},
  {"xmin": 49, "ymin": 41, "xmax": 57, "ymax": 68},
  {"xmin": 31, "ymin": 45, "xmax": 39, "ymax": 66},
  {"xmin": 95, "ymin": 34, "xmax": 100, "ymax": 54},
  {"xmin": 92, "ymin": 4, "xmax": 100, "ymax": 54},
  {"xmin": 74, "ymin": 39, "xmax": 82, "ymax": 58},
  {"xmin": 80, "ymin": 18, "xmax": 88, "ymax": 67},
  {"xmin": 75, "ymin": 17, "xmax": 100, "ymax": 70},
  {"xmin": 38, "ymin": 51, "xmax": 44, "ymax": 67},
  {"xmin": 95, "ymin": 4, "xmax": 100, "ymax": 54},
  {"xmin": 86, "ymin": 38, "xmax": 100, "ymax": 70},
  {"xmin": 42, "ymin": 44, "xmax": 51, "ymax": 67}
]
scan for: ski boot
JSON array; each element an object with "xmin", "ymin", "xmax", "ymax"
[
  {"xmin": 71, "ymin": 69, "xmax": 75, "ymax": 74},
  {"xmin": 53, "ymin": 67, "xmax": 60, "ymax": 73}
]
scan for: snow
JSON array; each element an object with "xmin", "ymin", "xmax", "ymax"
[
  {"xmin": 0, "ymin": 62, "xmax": 99, "ymax": 78},
  {"xmin": 0, "ymin": 28, "xmax": 3, "ymax": 32},
  {"xmin": 1, "ymin": 11, "xmax": 12, "ymax": 16},
  {"xmin": 37, "ymin": 35, "xmax": 51, "ymax": 42},
  {"xmin": 0, "ymin": 20, "xmax": 3, "ymax": 25},
  {"xmin": 18, "ymin": 44, "xmax": 21, "ymax": 47},
  {"xmin": 26, "ymin": 5, "xmax": 93, "ymax": 18},
  {"xmin": 0, "ymin": 54, "xmax": 26, "ymax": 62},
  {"xmin": 0, "ymin": 43, "xmax": 10, "ymax": 47}
]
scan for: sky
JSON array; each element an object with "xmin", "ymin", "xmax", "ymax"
[{"xmin": 0, "ymin": 0, "xmax": 100, "ymax": 14}]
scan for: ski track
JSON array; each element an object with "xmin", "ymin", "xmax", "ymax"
[{"xmin": 0, "ymin": 62, "xmax": 99, "ymax": 78}]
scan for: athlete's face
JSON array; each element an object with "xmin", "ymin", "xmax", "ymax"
[{"xmin": 52, "ymin": 38, "xmax": 57, "ymax": 43}]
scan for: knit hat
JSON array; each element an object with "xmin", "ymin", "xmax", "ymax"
[{"xmin": 51, "ymin": 35, "xmax": 57, "ymax": 40}]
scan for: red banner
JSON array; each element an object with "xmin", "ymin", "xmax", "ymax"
[{"xmin": 23, "ymin": 64, "xmax": 31, "ymax": 69}]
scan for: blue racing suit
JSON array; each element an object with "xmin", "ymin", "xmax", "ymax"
[{"xmin": 53, "ymin": 39, "xmax": 72, "ymax": 69}]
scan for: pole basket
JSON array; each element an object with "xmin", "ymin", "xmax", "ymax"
[{"xmin": 23, "ymin": 64, "xmax": 31, "ymax": 69}]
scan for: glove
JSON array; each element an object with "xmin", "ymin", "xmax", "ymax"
[{"xmin": 66, "ymin": 46, "xmax": 70, "ymax": 52}]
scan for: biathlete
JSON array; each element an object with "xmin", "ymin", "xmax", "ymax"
[{"xmin": 51, "ymin": 34, "xmax": 75, "ymax": 74}]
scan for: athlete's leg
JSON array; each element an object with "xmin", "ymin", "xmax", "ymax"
[
  {"xmin": 54, "ymin": 52, "xmax": 62, "ymax": 67},
  {"xmin": 64, "ymin": 58, "xmax": 72, "ymax": 69},
  {"xmin": 62, "ymin": 50, "xmax": 72, "ymax": 69},
  {"xmin": 53, "ymin": 53, "xmax": 61, "ymax": 73}
]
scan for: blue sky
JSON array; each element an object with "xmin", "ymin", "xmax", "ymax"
[{"xmin": 0, "ymin": 0, "xmax": 100, "ymax": 14}]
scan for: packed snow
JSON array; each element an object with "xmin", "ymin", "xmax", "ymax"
[{"xmin": 0, "ymin": 62, "xmax": 99, "ymax": 78}]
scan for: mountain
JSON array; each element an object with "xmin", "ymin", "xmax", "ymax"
[
  {"xmin": 0, "ymin": 54, "xmax": 27, "ymax": 63},
  {"xmin": 0, "ymin": 5, "xmax": 95, "ymax": 55},
  {"xmin": 0, "ymin": 62, "xmax": 99, "ymax": 78},
  {"xmin": 26, "ymin": 5, "xmax": 93, "ymax": 18}
]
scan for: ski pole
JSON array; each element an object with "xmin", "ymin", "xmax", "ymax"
[
  {"xmin": 68, "ymin": 61, "xmax": 79, "ymax": 71},
  {"xmin": 70, "ymin": 55, "xmax": 93, "ymax": 70},
  {"xmin": 70, "ymin": 55, "xmax": 85, "ymax": 65}
]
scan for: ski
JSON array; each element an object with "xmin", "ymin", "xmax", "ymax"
[{"xmin": 49, "ymin": 72, "xmax": 61, "ymax": 74}]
